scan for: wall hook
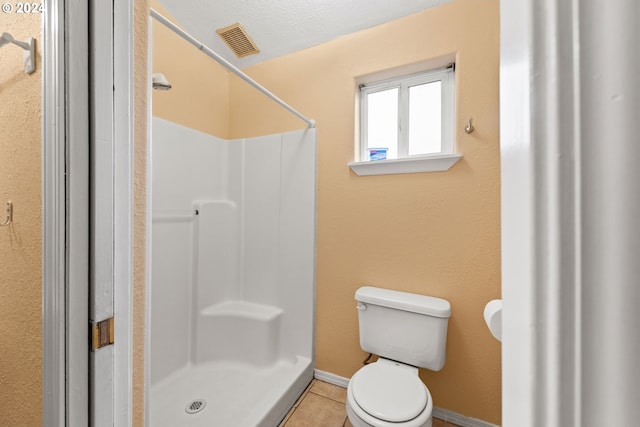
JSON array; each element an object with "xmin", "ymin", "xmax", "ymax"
[
  {"xmin": 1, "ymin": 201, "xmax": 13, "ymax": 226},
  {"xmin": 465, "ymin": 117, "xmax": 475, "ymax": 134}
]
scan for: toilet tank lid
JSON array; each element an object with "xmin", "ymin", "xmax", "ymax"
[{"xmin": 355, "ymin": 286, "xmax": 451, "ymax": 318}]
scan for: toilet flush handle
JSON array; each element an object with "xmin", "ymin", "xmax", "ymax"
[{"xmin": 356, "ymin": 303, "xmax": 367, "ymax": 311}]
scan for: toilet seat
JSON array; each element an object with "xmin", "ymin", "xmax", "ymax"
[{"xmin": 350, "ymin": 360, "xmax": 428, "ymax": 423}]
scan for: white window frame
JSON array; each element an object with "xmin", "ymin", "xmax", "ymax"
[{"xmin": 349, "ymin": 66, "xmax": 461, "ymax": 176}]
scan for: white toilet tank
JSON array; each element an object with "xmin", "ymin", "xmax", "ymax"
[{"xmin": 355, "ymin": 286, "xmax": 451, "ymax": 371}]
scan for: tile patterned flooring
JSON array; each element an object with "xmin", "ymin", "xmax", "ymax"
[{"xmin": 279, "ymin": 379, "xmax": 459, "ymax": 427}]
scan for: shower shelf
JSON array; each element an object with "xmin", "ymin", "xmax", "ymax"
[{"xmin": 200, "ymin": 300, "xmax": 282, "ymax": 321}]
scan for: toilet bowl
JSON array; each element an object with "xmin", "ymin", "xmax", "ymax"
[{"xmin": 346, "ymin": 358, "xmax": 433, "ymax": 427}]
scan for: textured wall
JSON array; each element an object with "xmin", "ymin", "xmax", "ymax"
[
  {"xmin": 229, "ymin": 1, "xmax": 502, "ymax": 424},
  {"xmin": 0, "ymin": 11, "xmax": 42, "ymax": 427},
  {"xmin": 134, "ymin": 1, "xmax": 150, "ymax": 426}
]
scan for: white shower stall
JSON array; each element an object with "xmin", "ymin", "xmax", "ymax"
[{"xmin": 148, "ymin": 117, "xmax": 316, "ymax": 426}]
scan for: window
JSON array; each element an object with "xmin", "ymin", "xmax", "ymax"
[{"xmin": 349, "ymin": 66, "xmax": 460, "ymax": 176}]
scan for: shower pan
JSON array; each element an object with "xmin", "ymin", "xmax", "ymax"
[{"xmin": 149, "ymin": 118, "xmax": 316, "ymax": 426}]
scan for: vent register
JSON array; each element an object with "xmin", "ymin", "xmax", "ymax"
[{"xmin": 216, "ymin": 23, "xmax": 260, "ymax": 58}]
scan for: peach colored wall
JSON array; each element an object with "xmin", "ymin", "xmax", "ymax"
[
  {"xmin": 229, "ymin": 1, "xmax": 502, "ymax": 423},
  {"xmin": 0, "ymin": 12, "xmax": 42, "ymax": 427},
  {"xmin": 134, "ymin": 1, "xmax": 150, "ymax": 426},
  {"xmin": 151, "ymin": 1, "xmax": 230, "ymax": 139}
]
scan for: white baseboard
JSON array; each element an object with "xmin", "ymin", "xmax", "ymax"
[
  {"xmin": 314, "ymin": 369, "xmax": 350, "ymax": 388},
  {"xmin": 313, "ymin": 369, "xmax": 500, "ymax": 427},
  {"xmin": 432, "ymin": 407, "xmax": 499, "ymax": 427}
]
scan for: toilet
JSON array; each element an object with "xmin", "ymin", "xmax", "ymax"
[{"xmin": 346, "ymin": 286, "xmax": 451, "ymax": 427}]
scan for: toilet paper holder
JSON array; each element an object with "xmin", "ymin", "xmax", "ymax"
[{"xmin": 484, "ymin": 299, "xmax": 502, "ymax": 342}]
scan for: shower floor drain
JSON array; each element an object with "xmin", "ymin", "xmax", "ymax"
[{"xmin": 185, "ymin": 399, "xmax": 207, "ymax": 414}]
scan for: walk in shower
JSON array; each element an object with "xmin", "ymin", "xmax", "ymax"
[{"xmin": 148, "ymin": 9, "xmax": 317, "ymax": 427}]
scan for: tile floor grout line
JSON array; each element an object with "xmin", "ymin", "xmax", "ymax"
[
  {"xmin": 281, "ymin": 404, "xmax": 301, "ymax": 427},
  {"xmin": 279, "ymin": 379, "xmax": 316, "ymax": 426},
  {"xmin": 307, "ymin": 390, "xmax": 347, "ymax": 405}
]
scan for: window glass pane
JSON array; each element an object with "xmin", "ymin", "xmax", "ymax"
[
  {"xmin": 408, "ymin": 81, "xmax": 441, "ymax": 155},
  {"xmin": 366, "ymin": 88, "xmax": 398, "ymax": 160}
]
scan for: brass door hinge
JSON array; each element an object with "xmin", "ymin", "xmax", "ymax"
[{"xmin": 91, "ymin": 317, "xmax": 114, "ymax": 351}]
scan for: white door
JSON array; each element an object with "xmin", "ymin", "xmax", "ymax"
[{"xmin": 500, "ymin": 0, "xmax": 640, "ymax": 426}]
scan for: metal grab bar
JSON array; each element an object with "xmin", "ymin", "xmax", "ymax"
[
  {"xmin": 149, "ymin": 8, "xmax": 315, "ymax": 129},
  {"xmin": 152, "ymin": 209, "xmax": 199, "ymax": 223}
]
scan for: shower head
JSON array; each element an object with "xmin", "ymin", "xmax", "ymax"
[{"xmin": 152, "ymin": 73, "xmax": 172, "ymax": 91}]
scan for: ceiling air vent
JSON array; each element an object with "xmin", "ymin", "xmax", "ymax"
[{"xmin": 216, "ymin": 23, "xmax": 260, "ymax": 58}]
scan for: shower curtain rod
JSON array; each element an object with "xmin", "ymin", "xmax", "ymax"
[{"xmin": 150, "ymin": 8, "xmax": 316, "ymax": 129}]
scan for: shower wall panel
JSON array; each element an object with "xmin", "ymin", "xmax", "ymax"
[
  {"xmin": 240, "ymin": 130, "xmax": 317, "ymax": 362},
  {"xmin": 151, "ymin": 118, "xmax": 230, "ymax": 385},
  {"xmin": 152, "ymin": 118, "xmax": 229, "ymax": 211},
  {"xmin": 277, "ymin": 130, "xmax": 317, "ymax": 360},
  {"xmin": 195, "ymin": 200, "xmax": 240, "ymax": 308},
  {"xmin": 150, "ymin": 219, "xmax": 193, "ymax": 384},
  {"xmin": 242, "ymin": 134, "xmax": 283, "ymax": 306}
]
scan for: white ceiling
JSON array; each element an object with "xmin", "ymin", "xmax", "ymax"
[{"xmin": 155, "ymin": 0, "xmax": 454, "ymax": 69}]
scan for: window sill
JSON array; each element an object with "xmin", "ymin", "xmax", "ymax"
[{"xmin": 348, "ymin": 153, "xmax": 462, "ymax": 176}]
